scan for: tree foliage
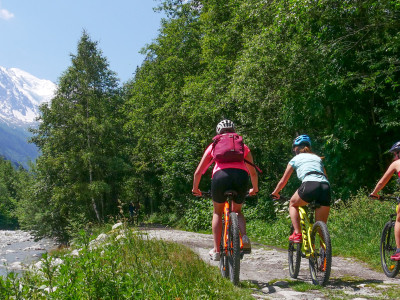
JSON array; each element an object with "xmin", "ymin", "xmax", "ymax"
[
  {"xmin": 16, "ymin": 1, "xmax": 400, "ymax": 239},
  {"xmin": 24, "ymin": 32, "xmax": 127, "ymax": 242},
  {"xmin": 123, "ymin": 0, "xmax": 400, "ymax": 210}
]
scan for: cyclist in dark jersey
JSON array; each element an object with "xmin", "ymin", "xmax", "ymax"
[
  {"xmin": 192, "ymin": 120, "xmax": 258, "ymax": 261},
  {"xmin": 271, "ymin": 135, "xmax": 331, "ymax": 243},
  {"xmin": 370, "ymin": 141, "xmax": 400, "ymax": 260}
]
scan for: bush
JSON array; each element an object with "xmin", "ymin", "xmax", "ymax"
[
  {"xmin": 329, "ymin": 190, "xmax": 393, "ymax": 269},
  {"xmin": 181, "ymin": 197, "xmax": 213, "ymax": 231},
  {"xmin": 243, "ymin": 194, "xmax": 276, "ymax": 222}
]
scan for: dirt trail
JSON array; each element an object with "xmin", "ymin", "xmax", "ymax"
[{"xmin": 144, "ymin": 227, "xmax": 400, "ymax": 299}]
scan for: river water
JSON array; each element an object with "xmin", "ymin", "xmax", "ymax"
[{"xmin": 0, "ymin": 230, "xmax": 57, "ymax": 276}]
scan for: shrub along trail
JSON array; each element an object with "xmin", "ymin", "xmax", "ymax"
[{"xmin": 145, "ymin": 227, "xmax": 399, "ymax": 299}]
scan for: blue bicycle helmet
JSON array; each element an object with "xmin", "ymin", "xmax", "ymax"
[
  {"xmin": 389, "ymin": 141, "xmax": 400, "ymax": 153},
  {"xmin": 292, "ymin": 135, "xmax": 311, "ymax": 148}
]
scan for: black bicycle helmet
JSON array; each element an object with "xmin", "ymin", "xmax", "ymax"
[
  {"xmin": 389, "ymin": 141, "xmax": 400, "ymax": 153},
  {"xmin": 216, "ymin": 119, "xmax": 235, "ymax": 134}
]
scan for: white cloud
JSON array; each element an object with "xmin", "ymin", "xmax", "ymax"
[{"xmin": 0, "ymin": 8, "xmax": 14, "ymax": 20}]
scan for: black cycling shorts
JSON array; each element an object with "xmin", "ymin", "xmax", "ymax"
[
  {"xmin": 298, "ymin": 181, "xmax": 331, "ymax": 207},
  {"xmin": 211, "ymin": 169, "xmax": 249, "ymax": 204}
]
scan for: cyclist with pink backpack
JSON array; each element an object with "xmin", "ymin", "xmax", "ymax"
[{"xmin": 192, "ymin": 120, "xmax": 259, "ymax": 261}]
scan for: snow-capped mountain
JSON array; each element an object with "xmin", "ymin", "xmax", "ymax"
[
  {"xmin": 0, "ymin": 66, "xmax": 56, "ymax": 126},
  {"xmin": 0, "ymin": 66, "xmax": 57, "ymax": 167}
]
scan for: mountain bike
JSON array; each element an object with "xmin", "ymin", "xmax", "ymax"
[
  {"xmin": 200, "ymin": 191, "xmax": 250, "ymax": 286},
  {"xmin": 370, "ymin": 194, "xmax": 400, "ymax": 277},
  {"xmin": 272, "ymin": 196, "xmax": 332, "ymax": 285}
]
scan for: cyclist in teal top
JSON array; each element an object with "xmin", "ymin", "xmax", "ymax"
[
  {"xmin": 271, "ymin": 135, "xmax": 331, "ymax": 243},
  {"xmin": 370, "ymin": 141, "xmax": 400, "ymax": 261}
]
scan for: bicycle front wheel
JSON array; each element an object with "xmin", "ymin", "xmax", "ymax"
[
  {"xmin": 309, "ymin": 221, "xmax": 332, "ymax": 286},
  {"xmin": 380, "ymin": 221, "xmax": 400, "ymax": 278},
  {"xmin": 228, "ymin": 212, "xmax": 240, "ymax": 285},
  {"xmin": 288, "ymin": 225, "xmax": 301, "ymax": 278}
]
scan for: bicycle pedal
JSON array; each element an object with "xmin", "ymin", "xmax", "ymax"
[
  {"xmin": 240, "ymin": 252, "xmax": 244, "ymax": 260},
  {"xmin": 242, "ymin": 248, "xmax": 251, "ymax": 254}
]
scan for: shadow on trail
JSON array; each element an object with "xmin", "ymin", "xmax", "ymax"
[
  {"xmin": 248, "ymin": 277, "xmax": 389, "ymax": 294},
  {"xmin": 328, "ymin": 277, "xmax": 387, "ymax": 288}
]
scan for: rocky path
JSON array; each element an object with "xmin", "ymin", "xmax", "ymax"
[{"xmin": 145, "ymin": 227, "xmax": 400, "ymax": 299}]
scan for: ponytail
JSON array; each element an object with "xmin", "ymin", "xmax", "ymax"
[{"xmin": 296, "ymin": 145, "xmax": 324, "ymax": 159}]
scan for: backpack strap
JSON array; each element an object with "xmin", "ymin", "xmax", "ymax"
[
  {"xmin": 304, "ymin": 171, "xmax": 326, "ymax": 178},
  {"xmin": 244, "ymin": 159, "xmax": 263, "ymax": 174}
]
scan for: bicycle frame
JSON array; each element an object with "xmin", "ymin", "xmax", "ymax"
[
  {"xmin": 222, "ymin": 200, "xmax": 230, "ymax": 254},
  {"xmin": 221, "ymin": 195, "xmax": 244, "ymax": 254},
  {"xmin": 298, "ymin": 206, "xmax": 326, "ymax": 259}
]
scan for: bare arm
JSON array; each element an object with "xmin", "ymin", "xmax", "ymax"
[
  {"xmin": 271, "ymin": 164, "xmax": 294, "ymax": 198},
  {"xmin": 244, "ymin": 152, "xmax": 258, "ymax": 196},
  {"xmin": 192, "ymin": 150, "xmax": 213, "ymax": 196},
  {"xmin": 370, "ymin": 161, "xmax": 397, "ymax": 197}
]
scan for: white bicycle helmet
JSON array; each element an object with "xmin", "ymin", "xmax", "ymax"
[{"xmin": 216, "ymin": 119, "xmax": 235, "ymax": 134}]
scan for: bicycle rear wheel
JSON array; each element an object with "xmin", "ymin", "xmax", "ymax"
[
  {"xmin": 288, "ymin": 225, "xmax": 301, "ymax": 278},
  {"xmin": 309, "ymin": 221, "xmax": 332, "ymax": 286},
  {"xmin": 228, "ymin": 212, "xmax": 240, "ymax": 285},
  {"xmin": 219, "ymin": 219, "xmax": 229, "ymax": 278},
  {"xmin": 380, "ymin": 221, "xmax": 400, "ymax": 277}
]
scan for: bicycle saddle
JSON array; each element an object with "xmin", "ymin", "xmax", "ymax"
[
  {"xmin": 309, "ymin": 201, "xmax": 321, "ymax": 210},
  {"xmin": 224, "ymin": 190, "xmax": 238, "ymax": 197}
]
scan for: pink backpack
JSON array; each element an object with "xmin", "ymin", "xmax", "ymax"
[
  {"xmin": 211, "ymin": 133, "xmax": 263, "ymax": 173},
  {"xmin": 212, "ymin": 133, "xmax": 245, "ymax": 163}
]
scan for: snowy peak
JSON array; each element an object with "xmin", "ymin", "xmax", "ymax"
[{"xmin": 0, "ymin": 66, "xmax": 56, "ymax": 126}]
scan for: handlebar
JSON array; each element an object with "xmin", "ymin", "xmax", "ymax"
[
  {"xmin": 197, "ymin": 191, "xmax": 211, "ymax": 198},
  {"xmin": 369, "ymin": 194, "xmax": 400, "ymax": 204},
  {"xmin": 270, "ymin": 195, "xmax": 289, "ymax": 201},
  {"xmin": 194, "ymin": 191, "xmax": 253, "ymax": 198}
]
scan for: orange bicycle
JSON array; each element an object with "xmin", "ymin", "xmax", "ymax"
[{"xmin": 201, "ymin": 191, "xmax": 250, "ymax": 286}]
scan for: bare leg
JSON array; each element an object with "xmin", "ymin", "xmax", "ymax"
[
  {"xmin": 289, "ymin": 191, "xmax": 308, "ymax": 234},
  {"xmin": 231, "ymin": 202, "xmax": 245, "ymax": 235},
  {"xmin": 315, "ymin": 206, "xmax": 330, "ymax": 223},
  {"xmin": 212, "ymin": 201, "xmax": 225, "ymax": 252},
  {"xmin": 314, "ymin": 206, "xmax": 330, "ymax": 249},
  {"xmin": 395, "ymin": 211, "xmax": 400, "ymax": 249}
]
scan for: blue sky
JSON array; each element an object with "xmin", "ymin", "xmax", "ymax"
[{"xmin": 0, "ymin": 0, "xmax": 165, "ymax": 84}]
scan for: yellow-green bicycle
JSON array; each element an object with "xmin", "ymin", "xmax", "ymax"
[{"xmin": 273, "ymin": 196, "xmax": 332, "ymax": 285}]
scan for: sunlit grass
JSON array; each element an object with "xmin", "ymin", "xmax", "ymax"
[{"xmin": 0, "ymin": 224, "xmax": 253, "ymax": 299}]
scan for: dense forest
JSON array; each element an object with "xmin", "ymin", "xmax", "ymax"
[{"xmin": 1, "ymin": 0, "xmax": 399, "ymax": 242}]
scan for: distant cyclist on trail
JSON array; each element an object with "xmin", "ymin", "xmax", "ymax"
[
  {"xmin": 271, "ymin": 135, "xmax": 331, "ymax": 243},
  {"xmin": 192, "ymin": 119, "xmax": 259, "ymax": 261},
  {"xmin": 370, "ymin": 141, "xmax": 400, "ymax": 261}
]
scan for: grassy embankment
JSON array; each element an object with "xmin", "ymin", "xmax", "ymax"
[{"xmin": 0, "ymin": 224, "xmax": 253, "ymax": 299}]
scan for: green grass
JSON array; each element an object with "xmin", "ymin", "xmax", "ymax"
[{"xmin": 0, "ymin": 225, "xmax": 253, "ymax": 299}]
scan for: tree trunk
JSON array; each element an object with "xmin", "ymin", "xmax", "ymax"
[
  {"xmin": 370, "ymin": 95, "xmax": 384, "ymax": 173},
  {"xmin": 87, "ymin": 98, "xmax": 101, "ymax": 223}
]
